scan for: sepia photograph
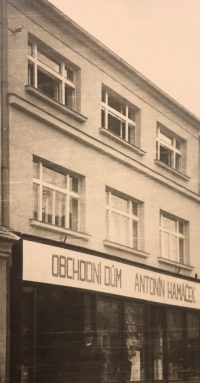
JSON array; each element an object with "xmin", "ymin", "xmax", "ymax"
[{"xmin": 0, "ymin": 0, "xmax": 200, "ymax": 382}]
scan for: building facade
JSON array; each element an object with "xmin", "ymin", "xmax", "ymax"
[{"xmin": 1, "ymin": 0, "xmax": 200, "ymax": 382}]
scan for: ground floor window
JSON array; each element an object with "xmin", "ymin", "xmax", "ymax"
[
  {"xmin": 125, "ymin": 302, "xmax": 147, "ymax": 381},
  {"xmin": 10, "ymin": 284, "xmax": 200, "ymax": 383}
]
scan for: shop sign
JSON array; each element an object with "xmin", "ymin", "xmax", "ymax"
[{"xmin": 23, "ymin": 240, "xmax": 200, "ymax": 309}]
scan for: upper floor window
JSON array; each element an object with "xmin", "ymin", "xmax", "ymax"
[
  {"xmin": 101, "ymin": 88, "xmax": 139, "ymax": 146},
  {"xmin": 33, "ymin": 160, "xmax": 81, "ymax": 231},
  {"xmin": 28, "ymin": 40, "xmax": 76, "ymax": 109},
  {"xmin": 156, "ymin": 124, "xmax": 185, "ymax": 172},
  {"xmin": 106, "ymin": 189, "xmax": 140, "ymax": 248},
  {"xmin": 160, "ymin": 212, "xmax": 188, "ymax": 264}
]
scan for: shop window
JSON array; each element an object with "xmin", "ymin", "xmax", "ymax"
[
  {"xmin": 125, "ymin": 302, "xmax": 146, "ymax": 382},
  {"xmin": 96, "ymin": 298, "xmax": 121, "ymax": 383},
  {"xmin": 160, "ymin": 212, "xmax": 188, "ymax": 264},
  {"xmin": 106, "ymin": 189, "xmax": 141, "ymax": 249},
  {"xmin": 150, "ymin": 308, "xmax": 164, "ymax": 381},
  {"xmin": 101, "ymin": 88, "xmax": 140, "ymax": 147},
  {"xmin": 33, "ymin": 160, "xmax": 81, "ymax": 231},
  {"xmin": 167, "ymin": 310, "xmax": 185, "ymax": 381},
  {"xmin": 187, "ymin": 312, "xmax": 200, "ymax": 381},
  {"xmin": 35, "ymin": 286, "xmax": 84, "ymax": 383},
  {"xmin": 156, "ymin": 123, "xmax": 186, "ymax": 173},
  {"xmin": 28, "ymin": 39, "xmax": 76, "ymax": 109}
]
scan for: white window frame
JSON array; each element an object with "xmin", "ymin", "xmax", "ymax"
[
  {"xmin": 160, "ymin": 212, "xmax": 186, "ymax": 264},
  {"xmin": 33, "ymin": 161, "xmax": 80, "ymax": 231},
  {"xmin": 28, "ymin": 40, "xmax": 76, "ymax": 109},
  {"xmin": 101, "ymin": 89, "xmax": 137, "ymax": 145},
  {"xmin": 156, "ymin": 125, "xmax": 182, "ymax": 171},
  {"xmin": 106, "ymin": 189, "xmax": 139, "ymax": 248}
]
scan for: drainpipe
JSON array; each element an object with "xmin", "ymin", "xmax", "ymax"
[{"xmin": 1, "ymin": 0, "xmax": 9, "ymax": 228}]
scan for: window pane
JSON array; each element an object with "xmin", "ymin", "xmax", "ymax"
[
  {"xmin": 121, "ymin": 121, "xmax": 126, "ymax": 140},
  {"xmin": 128, "ymin": 108, "xmax": 136, "ymax": 122},
  {"xmin": 65, "ymin": 85, "xmax": 74, "ymax": 108},
  {"xmin": 101, "ymin": 108, "xmax": 105, "ymax": 128},
  {"xmin": 151, "ymin": 308, "xmax": 164, "ymax": 381},
  {"xmin": 160, "ymin": 145, "xmax": 172, "ymax": 167},
  {"xmin": 128, "ymin": 124, "xmax": 135, "ymax": 145},
  {"xmin": 187, "ymin": 313, "xmax": 200, "ymax": 380},
  {"xmin": 160, "ymin": 130, "xmax": 173, "ymax": 146},
  {"xmin": 42, "ymin": 187, "xmax": 53, "ymax": 224},
  {"xmin": 162, "ymin": 232, "xmax": 170, "ymax": 259},
  {"xmin": 28, "ymin": 62, "xmax": 34, "ymax": 86},
  {"xmin": 175, "ymin": 153, "xmax": 181, "ymax": 171},
  {"xmin": 55, "ymin": 192, "xmax": 65, "ymax": 227},
  {"xmin": 111, "ymin": 194, "xmax": 128, "ymax": 212},
  {"xmin": 179, "ymin": 238, "xmax": 184, "ymax": 263},
  {"xmin": 33, "ymin": 161, "xmax": 39, "ymax": 178},
  {"xmin": 179, "ymin": 221, "xmax": 184, "ymax": 234},
  {"xmin": 38, "ymin": 69, "xmax": 60, "ymax": 101},
  {"xmin": 65, "ymin": 66, "xmax": 73, "ymax": 81},
  {"xmin": 97, "ymin": 299, "xmax": 121, "ymax": 383},
  {"xmin": 187, "ymin": 313, "xmax": 199, "ymax": 338},
  {"xmin": 133, "ymin": 220, "xmax": 138, "ymax": 249},
  {"xmin": 175, "ymin": 140, "xmax": 181, "ymax": 150},
  {"xmin": 121, "ymin": 105, "xmax": 126, "ymax": 115},
  {"xmin": 101, "ymin": 89, "xmax": 106, "ymax": 102},
  {"xmin": 28, "ymin": 41, "xmax": 33, "ymax": 56},
  {"xmin": 110, "ymin": 212, "xmax": 120, "ymax": 243},
  {"xmin": 163, "ymin": 216, "xmax": 176, "ymax": 231},
  {"xmin": 167, "ymin": 311, "xmax": 185, "ymax": 381},
  {"xmin": 43, "ymin": 166, "xmax": 66, "ymax": 188},
  {"xmin": 171, "ymin": 235, "xmax": 177, "ymax": 261},
  {"xmin": 69, "ymin": 176, "xmax": 79, "ymax": 193},
  {"xmin": 125, "ymin": 303, "xmax": 146, "ymax": 382},
  {"xmin": 108, "ymin": 114, "xmax": 121, "ymax": 137},
  {"xmin": 108, "ymin": 95, "xmax": 122, "ymax": 113},
  {"xmin": 33, "ymin": 183, "xmax": 39, "ymax": 220},
  {"xmin": 70, "ymin": 197, "xmax": 78, "ymax": 231},
  {"xmin": 37, "ymin": 49, "xmax": 60, "ymax": 73},
  {"xmin": 132, "ymin": 202, "xmax": 138, "ymax": 216},
  {"xmin": 121, "ymin": 215, "xmax": 129, "ymax": 246}
]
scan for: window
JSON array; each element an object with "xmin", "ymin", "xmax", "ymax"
[
  {"xmin": 156, "ymin": 124, "xmax": 185, "ymax": 172},
  {"xmin": 97, "ymin": 298, "xmax": 121, "ymax": 383},
  {"xmin": 160, "ymin": 212, "xmax": 187, "ymax": 264},
  {"xmin": 106, "ymin": 189, "xmax": 140, "ymax": 248},
  {"xmin": 125, "ymin": 302, "xmax": 146, "ymax": 381},
  {"xmin": 33, "ymin": 160, "xmax": 80, "ymax": 231},
  {"xmin": 28, "ymin": 40, "xmax": 76, "ymax": 109},
  {"xmin": 186, "ymin": 312, "xmax": 200, "ymax": 381},
  {"xmin": 101, "ymin": 88, "xmax": 139, "ymax": 146}
]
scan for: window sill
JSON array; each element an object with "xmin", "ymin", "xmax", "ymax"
[
  {"xmin": 25, "ymin": 85, "xmax": 88, "ymax": 123},
  {"xmin": 103, "ymin": 239, "xmax": 149, "ymax": 258},
  {"xmin": 154, "ymin": 160, "xmax": 190, "ymax": 181},
  {"xmin": 99, "ymin": 128, "xmax": 146, "ymax": 156},
  {"xmin": 29, "ymin": 219, "xmax": 90, "ymax": 241},
  {"xmin": 158, "ymin": 257, "xmax": 194, "ymax": 271}
]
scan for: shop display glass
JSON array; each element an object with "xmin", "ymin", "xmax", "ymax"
[
  {"xmin": 167, "ymin": 310, "xmax": 185, "ymax": 381},
  {"xmin": 125, "ymin": 302, "xmax": 146, "ymax": 382},
  {"xmin": 187, "ymin": 313, "xmax": 200, "ymax": 381},
  {"xmin": 97, "ymin": 298, "xmax": 121, "ymax": 382},
  {"xmin": 151, "ymin": 308, "xmax": 164, "ymax": 381}
]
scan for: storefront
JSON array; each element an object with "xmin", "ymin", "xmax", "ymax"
[{"xmin": 10, "ymin": 237, "xmax": 200, "ymax": 383}]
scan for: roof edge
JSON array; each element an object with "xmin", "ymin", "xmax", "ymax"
[{"xmin": 33, "ymin": 0, "xmax": 200, "ymax": 126}]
